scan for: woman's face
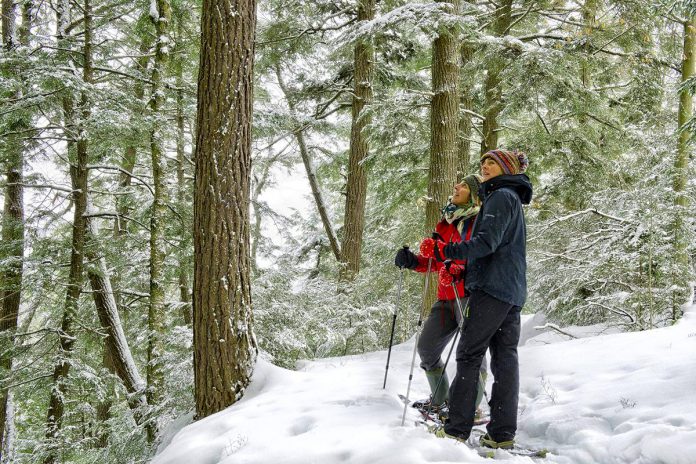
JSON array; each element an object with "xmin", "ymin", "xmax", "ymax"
[
  {"xmin": 480, "ymin": 157, "xmax": 503, "ymax": 181},
  {"xmin": 452, "ymin": 182, "xmax": 471, "ymax": 206}
]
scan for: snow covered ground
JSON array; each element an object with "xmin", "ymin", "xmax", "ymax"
[{"xmin": 153, "ymin": 303, "xmax": 696, "ymax": 464}]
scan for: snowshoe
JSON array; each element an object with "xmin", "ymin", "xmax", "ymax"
[
  {"xmin": 398, "ymin": 394, "xmax": 447, "ymax": 424},
  {"xmin": 479, "ymin": 432, "xmax": 514, "ymax": 450},
  {"xmin": 420, "ymin": 422, "xmax": 550, "ymax": 459}
]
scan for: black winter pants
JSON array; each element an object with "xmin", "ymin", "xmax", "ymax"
[
  {"xmin": 444, "ymin": 290, "xmax": 521, "ymax": 441},
  {"xmin": 417, "ymin": 299, "xmax": 463, "ymax": 371}
]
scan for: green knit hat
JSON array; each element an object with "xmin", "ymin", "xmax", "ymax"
[{"xmin": 461, "ymin": 174, "xmax": 483, "ymax": 205}]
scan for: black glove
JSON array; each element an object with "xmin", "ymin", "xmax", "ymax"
[{"xmin": 394, "ymin": 246, "xmax": 418, "ymax": 269}]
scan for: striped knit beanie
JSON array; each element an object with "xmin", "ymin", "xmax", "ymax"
[{"xmin": 481, "ymin": 149, "xmax": 529, "ymax": 175}]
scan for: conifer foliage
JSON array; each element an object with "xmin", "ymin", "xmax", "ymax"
[{"xmin": 0, "ymin": 0, "xmax": 694, "ymax": 461}]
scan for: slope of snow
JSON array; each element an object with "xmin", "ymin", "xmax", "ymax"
[{"xmin": 153, "ymin": 304, "xmax": 696, "ymax": 464}]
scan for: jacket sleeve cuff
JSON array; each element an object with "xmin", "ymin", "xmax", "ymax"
[
  {"xmin": 444, "ymin": 242, "xmax": 464, "ymax": 260},
  {"xmin": 413, "ymin": 254, "xmax": 432, "ymax": 272}
]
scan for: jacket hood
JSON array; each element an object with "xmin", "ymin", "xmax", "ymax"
[{"xmin": 479, "ymin": 174, "xmax": 533, "ymax": 205}]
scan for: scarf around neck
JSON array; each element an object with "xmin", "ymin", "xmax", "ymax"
[{"xmin": 441, "ymin": 198, "xmax": 480, "ymax": 234}]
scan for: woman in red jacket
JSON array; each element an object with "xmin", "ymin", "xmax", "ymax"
[{"xmin": 394, "ymin": 174, "xmax": 488, "ymax": 416}]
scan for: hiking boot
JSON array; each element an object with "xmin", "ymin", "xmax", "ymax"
[
  {"xmin": 434, "ymin": 427, "xmax": 468, "ymax": 443},
  {"xmin": 479, "ymin": 433, "xmax": 514, "ymax": 450},
  {"xmin": 425, "ymin": 367, "xmax": 450, "ymax": 406}
]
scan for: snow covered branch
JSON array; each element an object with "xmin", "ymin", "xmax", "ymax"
[{"xmin": 534, "ymin": 323, "xmax": 578, "ymax": 339}]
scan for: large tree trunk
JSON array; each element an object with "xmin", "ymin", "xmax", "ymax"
[
  {"xmin": 424, "ymin": 0, "xmax": 461, "ymax": 310},
  {"xmin": 480, "ymin": 0, "xmax": 512, "ymax": 154},
  {"xmin": 425, "ymin": 0, "xmax": 461, "ymax": 232},
  {"xmin": 0, "ymin": 0, "xmax": 25, "ymax": 458},
  {"xmin": 193, "ymin": 0, "xmax": 258, "ymax": 419},
  {"xmin": 45, "ymin": 0, "xmax": 92, "ymax": 460},
  {"xmin": 457, "ymin": 0, "xmax": 477, "ymax": 175},
  {"xmin": 275, "ymin": 67, "xmax": 342, "ymax": 262},
  {"xmin": 340, "ymin": 0, "xmax": 375, "ymax": 280},
  {"xmin": 672, "ymin": 17, "xmax": 696, "ymax": 321},
  {"xmin": 146, "ymin": 0, "xmax": 171, "ymax": 441},
  {"xmin": 458, "ymin": 37, "xmax": 476, "ymax": 177}
]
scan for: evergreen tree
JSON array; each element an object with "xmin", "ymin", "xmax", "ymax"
[
  {"xmin": 0, "ymin": 0, "xmax": 26, "ymax": 457},
  {"xmin": 193, "ymin": 0, "xmax": 258, "ymax": 419},
  {"xmin": 146, "ymin": 0, "xmax": 172, "ymax": 441},
  {"xmin": 341, "ymin": 0, "xmax": 375, "ymax": 281}
]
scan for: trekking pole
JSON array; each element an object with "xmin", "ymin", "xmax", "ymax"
[
  {"xmin": 426, "ymin": 266, "xmax": 468, "ymax": 418},
  {"xmin": 383, "ymin": 250, "xmax": 407, "ymax": 389},
  {"xmin": 401, "ymin": 257, "xmax": 433, "ymax": 426}
]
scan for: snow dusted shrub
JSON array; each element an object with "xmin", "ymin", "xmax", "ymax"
[
  {"xmin": 252, "ymin": 201, "xmax": 429, "ymax": 369},
  {"xmin": 527, "ymin": 142, "xmax": 695, "ymax": 330},
  {"xmin": 253, "ymin": 263, "xmax": 397, "ymax": 368}
]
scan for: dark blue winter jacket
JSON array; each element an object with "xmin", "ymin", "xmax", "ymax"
[{"xmin": 443, "ymin": 174, "xmax": 533, "ymax": 307}]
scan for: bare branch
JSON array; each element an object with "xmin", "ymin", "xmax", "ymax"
[
  {"xmin": 87, "ymin": 164, "xmax": 155, "ymax": 195},
  {"xmin": 534, "ymin": 323, "xmax": 578, "ymax": 339},
  {"xmin": 7, "ymin": 182, "xmax": 74, "ymax": 193}
]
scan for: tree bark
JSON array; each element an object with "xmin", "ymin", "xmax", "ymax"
[
  {"xmin": 672, "ymin": 17, "xmax": 696, "ymax": 321},
  {"xmin": 424, "ymin": 0, "xmax": 461, "ymax": 308},
  {"xmin": 45, "ymin": 0, "xmax": 92, "ymax": 460},
  {"xmin": 275, "ymin": 67, "xmax": 342, "ymax": 262},
  {"xmin": 0, "ymin": 0, "xmax": 25, "ymax": 458},
  {"xmin": 18, "ymin": 0, "xmax": 32, "ymax": 46},
  {"xmin": 1, "ymin": 0, "xmax": 17, "ymax": 50},
  {"xmin": 193, "ymin": 0, "xmax": 258, "ymax": 420},
  {"xmin": 425, "ymin": 0, "xmax": 461, "ymax": 232},
  {"xmin": 480, "ymin": 0, "xmax": 512, "ymax": 154},
  {"xmin": 0, "ymin": 391, "xmax": 13, "ymax": 464},
  {"xmin": 457, "ymin": 0, "xmax": 477, "ymax": 175},
  {"xmin": 458, "ymin": 38, "xmax": 475, "ymax": 177},
  {"xmin": 340, "ymin": 0, "xmax": 375, "ymax": 280},
  {"xmin": 147, "ymin": 0, "xmax": 171, "ymax": 441}
]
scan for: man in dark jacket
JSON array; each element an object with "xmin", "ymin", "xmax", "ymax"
[{"xmin": 423, "ymin": 149, "xmax": 532, "ymax": 449}]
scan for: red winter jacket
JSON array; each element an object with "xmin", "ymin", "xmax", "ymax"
[{"xmin": 413, "ymin": 216, "xmax": 475, "ymax": 301}]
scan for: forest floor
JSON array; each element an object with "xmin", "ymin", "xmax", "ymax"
[{"xmin": 153, "ymin": 302, "xmax": 696, "ymax": 464}]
